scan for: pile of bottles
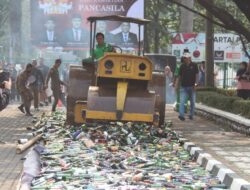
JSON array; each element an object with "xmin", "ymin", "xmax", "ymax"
[{"xmin": 28, "ymin": 111, "xmax": 228, "ymax": 190}]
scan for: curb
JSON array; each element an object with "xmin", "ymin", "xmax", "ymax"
[
  {"xmin": 179, "ymin": 138, "xmax": 250, "ymax": 190},
  {"xmin": 195, "ymin": 104, "xmax": 250, "ymax": 135}
]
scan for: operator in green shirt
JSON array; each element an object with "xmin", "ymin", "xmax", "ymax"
[
  {"xmin": 93, "ymin": 32, "xmax": 115, "ymax": 60},
  {"xmin": 82, "ymin": 32, "xmax": 115, "ymax": 64},
  {"xmin": 173, "ymin": 63, "xmax": 181, "ymax": 111}
]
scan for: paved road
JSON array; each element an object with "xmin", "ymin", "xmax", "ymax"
[
  {"xmin": 167, "ymin": 105, "xmax": 250, "ymax": 182},
  {"xmin": 0, "ymin": 103, "xmax": 50, "ymax": 190},
  {"xmin": 1, "ymin": 103, "xmax": 250, "ymax": 189}
]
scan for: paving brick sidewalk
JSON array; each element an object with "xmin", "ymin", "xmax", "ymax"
[
  {"xmin": 166, "ymin": 105, "xmax": 250, "ymax": 182},
  {"xmin": 0, "ymin": 103, "xmax": 50, "ymax": 190},
  {"xmin": 1, "ymin": 103, "xmax": 250, "ymax": 189}
]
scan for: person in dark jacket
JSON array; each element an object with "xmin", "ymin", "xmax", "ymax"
[
  {"xmin": 16, "ymin": 64, "xmax": 33, "ymax": 116},
  {"xmin": 0, "ymin": 69, "xmax": 11, "ymax": 111},
  {"xmin": 236, "ymin": 61, "xmax": 250, "ymax": 99},
  {"xmin": 45, "ymin": 59, "xmax": 67, "ymax": 112},
  {"xmin": 175, "ymin": 53, "xmax": 199, "ymax": 121},
  {"xmin": 10, "ymin": 63, "xmax": 20, "ymax": 101},
  {"xmin": 30, "ymin": 59, "xmax": 44, "ymax": 111},
  {"xmin": 38, "ymin": 58, "xmax": 49, "ymax": 106}
]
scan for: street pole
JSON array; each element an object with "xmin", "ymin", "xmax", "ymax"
[{"xmin": 205, "ymin": 0, "xmax": 214, "ymax": 87}]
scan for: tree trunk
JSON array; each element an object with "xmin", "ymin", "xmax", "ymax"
[
  {"xmin": 179, "ymin": 0, "xmax": 194, "ymax": 32},
  {"xmin": 144, "ymin": 25, "xmax": 149, "ymax": 53},
  {"xmin": 197, "ymin": 0, "xmax": 250, "ymax": 43},
  {"xmin": 153, "ymin": 15, "xmax": 160, "ymax": 53},
  {"xmin": 9, "ymin": 0, "xmax": 22, "ymax": 63},
  {"xmin": 153, "ymin": 0, "xmax": 160, "ymax": 53},
  {"xmin": 205, "ymin": 0, "xmax": 214, "ymax": 87},
  {"xmin": 144, "ymin": 1, "xmax": 149, "ymax": 53}
]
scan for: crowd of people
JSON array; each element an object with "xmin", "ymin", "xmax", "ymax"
[
  {"xmin": 164, "ymin": 52, "xmax": 250, "ymax": 121},
  {"xmin": 1, "ymin": 34, "xmax": 250, "ymax": 119},
  {"xmin": 0, "ymin": 58, "xmax": 69, "ymax": 116},
  {"xmin": 2, "ymin": 56, "xmax": 249, "ymax": 120}
]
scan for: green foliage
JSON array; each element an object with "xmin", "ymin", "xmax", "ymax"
[
  {"xmin": 145, "ymin": 0, "xmax": 250, "ymax": 52},
  {"xmin": 196, "ymin": 87, "xmax": 216, "ymax": 92},
  {"xmin": 197, "ymin": 91, "xmax": 250, "ymax": 119},
  {"xmin": 0, "ymin": 0, "xmax": 9, "ymax": 38},
  {"xmin": 145, "ymin": 0, "xmax": 180, "ymax": 52},
  {"xmin": 215, "ymin": 0, "xmax": 250, "ymax": 29},
  {"xmin": 193, "ymin": 2, "xmax": 206, "ymax": 32},
  {"xmin": 216, "ymin": 88, "xmax": 236, "ymax": 96},
  {"xmin": 0, "ymin": 0, "xmax": 9, "ymax": 25},
  {"xmin": 197, "ymin": 87, "xmax": 237, "ymax": 96},
  {"xmin": 232, "ymin": 100, "xmax": 250, "ymax": 118},
  {"xmin": 190, "ymin": 0, "xmax": 250, "ymax": 35}
]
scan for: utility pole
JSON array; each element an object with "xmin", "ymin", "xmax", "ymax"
[{"xmin": 205, "ymin": 0, "xmax": 214, "ymax": 87}]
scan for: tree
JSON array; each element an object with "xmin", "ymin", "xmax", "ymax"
[
  {"xmin": 197, "ymin": 0, "xmax": 250, "ymax": 41},
  {"xmin": 178, "ymin": 0, "xmax": 194, "ymax": 33},
  {"xmin": 0, "ymin": 0, "xmax": 22, "ymax": 62},
  {"xmin": 205, "ymin": 0, "xmax": 214, "ymax": 87},
  {"xmin": 166, "ymin": 0, "xmax": 250, "ymax": 58},
  {"xmin": 9, "ymin": 0, "xmax": 22, "ymax": 63},
  {"xmin": 145, "ymin": 0, "xmax": 180, "ymax": 53},
  {"xmin": 166, "ymin": 0, "xmax": 250, "ymax": 87},
  {"xmin": 0, "ymin": 0, "xmax": 9, "ymax": 26},
  {"xmin": 0, "ymin": 0, "xmax": 10, "ymax": 60}
]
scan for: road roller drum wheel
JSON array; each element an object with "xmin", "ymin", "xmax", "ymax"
[
  {"xmin": 148, "ymin": 72, "xmax": 166, "ymax": 126},
  {"xmin": 66, "ymin": 65, "xmax": 95, "ymax": 124}
]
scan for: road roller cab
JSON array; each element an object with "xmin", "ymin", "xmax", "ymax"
[{"xmin": 67, "ymin": 15, "xmax": 166, "ymax": 126}]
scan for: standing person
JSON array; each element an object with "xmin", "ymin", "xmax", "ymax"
[
  {"xmin": 30, "ymin": 59, "xmax": 44, "ymax": 111},
  {"xmin": 173, "ymin": 61, "xmax": 181, "ymax": 111},
  {"xmin": 0, "ymin": 67, "xmax": 11, "ymax": 111},
  {"xmin": 16, "ymin": 64, "xmax": 33, "ymax": 116},
  {"xmin": 236, "ymin": 61, "xmax": 250, "ymax": 99},
  {"xmin": 164, "ymin": 66, "xmax": 175, "ymax": 104},
  {"xmin": 45, "ymin": 59, "xmax": 67, "ymax": 112},
  {"xmin": 9, "ymin": 64, "xmax": 18, "ymax": 102},
  {"xmin": 62, "ymin": 63, "xmax": 70, "ymax": 97},
  {"xmin": 38, "ymin": 58, "xmax": 49, "ymax": 106},
  {"xmin": 175, "ymin": 53, "xmax": 199, "ymax": 121},
  {"xmin": 173, "ymin": 57, "xmax": 189, "ymax": 112},
  {"xmin": 198, "ymin": 61, "xmax": 205, "ymax": 86}
]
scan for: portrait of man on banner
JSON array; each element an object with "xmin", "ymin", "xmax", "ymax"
[
  {"xmin": 96, "ymin": 21, "xmax": 115, "ymax": 45},
  {"xmin": 31, "ymin": 0, "xmax": 144, "ymax": 54},
  {"xmin": 63, "ymin": 14, "xmax": 89, "ymax": 47},
  {"xmin": 115, "ymin": 22, "xmax": 138, "ymax": 48},
  {"xmin": 38, "ymin": 17, "xmax": 61, "ymax": 46}
]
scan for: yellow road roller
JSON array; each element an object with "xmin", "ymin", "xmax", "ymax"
[{"xmin": 67, "ymin": 15, "xmax": 166, "ymax": 126}]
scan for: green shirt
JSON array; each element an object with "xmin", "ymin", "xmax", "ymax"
[
  {"xmin": 93, "ymin": 43, "xmax": 113, "ymax": 60},
  {"xmin": 174, "ymin": 64, "xmax": 180, "ymax": 77}
]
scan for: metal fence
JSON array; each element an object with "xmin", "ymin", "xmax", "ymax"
[{"xmin": 214, "ymin": 62, "xmax": 240, "ymax": 89}]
